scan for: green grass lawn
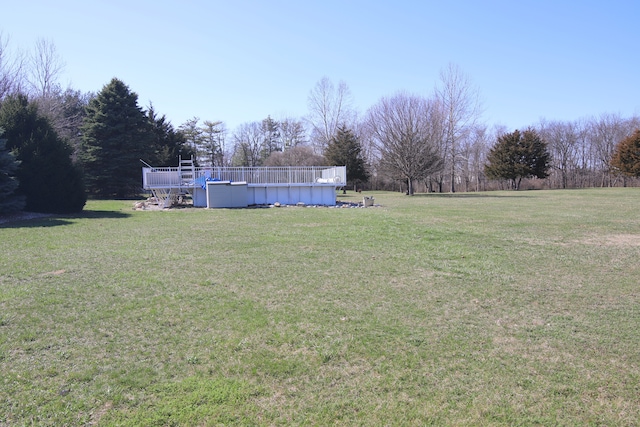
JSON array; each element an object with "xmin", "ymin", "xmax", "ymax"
[{"xmin": 1, "ymin": 189, "xmax": 639, "ymax": 426}]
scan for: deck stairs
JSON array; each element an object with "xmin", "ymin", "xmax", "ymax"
[
  {"xmin": 151, "ymin": 187, "xmax": 175, "ymax": 208},
  {"xmin": 178, "ymin": 155, "xmax": 196, "ymax": 193},
  {"xmin": 148, "ymin": 156, "xmax": 195, "ymax": 208}
]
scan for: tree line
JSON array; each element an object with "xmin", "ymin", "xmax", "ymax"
[{"xmin": 1, "ymin": 36, "xmax": 639, "ymax": 214}]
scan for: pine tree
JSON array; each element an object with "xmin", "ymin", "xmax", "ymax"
[
  {"xmin": 201, "ymin": 120, "xmax": 225, "ymax": 167},
  {"xmin": 611, "ymin": 129, "xmax": 640, "ymax": 177},
  {"xmin": 325, "ymin": 125, "xmax": 369, "ymax": 189},
  {"xmin": 484, "ymin": 128, "xmax": 551, "ymax": 190},
  {"xmin": 260, "ymin": 116, "xmax": 281, "ymax": 159},
  {"xmin": 0, "ymin": 95, "xmax": 86, "ymax": 213},
  {"xmin": 0, "ymin": 133, "xmax": 25, "ymax": 213},
  {"xmin": 179, "ymin": 117, "xmax": 205, "ymax": 165},
  {"xmin": 147, "ymin": 106, "xmax": 192, "ymax": 167},
  {"xmin": 80, "ymin": 78, "xmax": 153, "ymax": 198}
]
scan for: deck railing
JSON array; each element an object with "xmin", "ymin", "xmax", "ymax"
[{"xmin": 142, "ymin": 166, "xmax": 346, "ymax": 189}]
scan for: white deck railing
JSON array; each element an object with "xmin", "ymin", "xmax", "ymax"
[{"xmin": 142, "ymin": 166, "xmax": 346, "ymax": 189}]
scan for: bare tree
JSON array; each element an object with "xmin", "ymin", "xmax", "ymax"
[
  {"xmin": 279, "ymin": 117, "xmax": 307, "ymax": 150},
  {"xmin": 539, "ymin": 120, "xmax": 580, "ymax": 189},
  {"xmin": 367, "ymin": 92, "xmax": 444, "ymax": 195},
  {"xmin": 263, "ymin": 145, "xmax": 324, "ymax": 166},
  {"xmin": 435, "ymin": 63, "xmax": 482, "ymax": 192},
  {"xmin": 54, "ymin": 88, "xmax": 92, "ymax": 159},
  {"xmin": 573, "ymin": 119, "xmax": 595, "ymax": 188},
  {"xmin": 459, "ymin": 125, "xmax": 489, "ymax": 192},
  {"xmin": 0, "ymin": 33, "xmax": 25, "ymax": 100},
  {"xmin": 27, "ymin": 39, "xmax": 65, "ymax": 124},
  {"xmin": 28, "ymin": 38, "xmax": 64, "ymax": 99},
  {"xmin": 231, "ymin": 122, "xmax": 264, "ymax": 166},
  {"xmin": 354, "ymin": 120, "xmax": 374, "ymax": 162},
  {"xmin": 587, "ymin": 113, "xmax": 638, "ymax": 187},
  {"xmin": 1, "ymin": 36, "xmax": 89, "ymax": 160},
  {"xmin": 307, "ymin": 76, "xmax": 354, "ymax": 154}
]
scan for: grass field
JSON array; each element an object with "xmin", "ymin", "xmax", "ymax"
[{"xmin": 1, "ymin": 189, "xmax": 639, "ymax": 426}]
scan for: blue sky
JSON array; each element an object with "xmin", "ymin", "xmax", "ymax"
[{"xmin": 3, "ymin": 0, "xmax": 639, "ymax": 132}]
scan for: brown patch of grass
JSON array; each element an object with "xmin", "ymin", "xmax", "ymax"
[
  {"xmin": 580, "ymin": 233, "xmax": 640, "ymax": 246},
  {"xmin": 88, "ymin": 401, "xmax": 113, "ymax": 426},
  {"xmin": 41, "ymin": 269, "xmax": 66, "ymax": 276}
]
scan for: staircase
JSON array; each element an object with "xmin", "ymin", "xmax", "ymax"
[
  {"xmin": 147, "ymin": 156, "xmax": 195, "ymax": 208},
  {"xmin": 151, "ymin": 187, "xmax": 176, "ymax": 208},
  {"xmin": 178, "ymin": 155, "xmax": 195, "ymax": 193}
]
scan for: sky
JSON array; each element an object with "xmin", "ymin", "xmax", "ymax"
[{"xmin": 3, "ymin": 0, "xmax": 639, "ymax": 133}]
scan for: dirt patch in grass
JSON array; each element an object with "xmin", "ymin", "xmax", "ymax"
[
  {"xmin": 580, "ymin": 234, "xmax": 640, "ymax": 246},
  {"xmin": 41, "ymin": 269, "xmax": 66, "ymax": 276},
  {"xmin": 88, "ymin": 401, "xmax": 113, "ymax": 426}
]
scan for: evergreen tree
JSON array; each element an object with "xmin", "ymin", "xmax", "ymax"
[
  {"xmin": 260, "ymin": 116, "xmax": 281, "ymax": 159},
  {"xmin": 201, "ymin": 120, "xmax": 225, "ymax": 167},
  {"xmin": 0, "ymin": 95, "xmax": 86, "ymax": 213},
  {"xmin": 147, "ymin": 105, "xmax": 192, "ymax": 166},
  {"xmin": 325, "ymin": 125, "xmax": 369, "ymax": 189},
  {"xmin": 80, "ymin": 78, "xmax": 153, "ymax": 198},
  {"xmin": 179, "ymin": 117, "xmax": 205, "ymax": 165},
  {"xmin": 611, "ymin": 129, "xmax": 640, "ymax": 177},
  {"xmin": 484, "ymin": 128, "xmax": 551, "ymax": 190},
  {"xmin": 0, "ymin": 132, "xmax": 25, "ymax": 213}
]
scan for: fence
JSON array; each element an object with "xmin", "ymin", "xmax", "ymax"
[{"xmin": 142, "ymin": 166, "xmax": 346, "ymax": 189}]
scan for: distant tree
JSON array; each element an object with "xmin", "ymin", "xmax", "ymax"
[
  {"xmin": 485, "ymin": 128, "xmax": 551, "ymax": 190},
  {"xmin": 1, "ymin": 37, "xmax": 89, "ymax": 161},
  {"xmin": 231, "ymin": 122, "xmax": 264, "ymax": 166},
  {"xmin": 27, "ymin": 38, "xmax": 64, "ymax": 102},
  {"xmin": 79, "ymin": 78, "xmax": 153, "ymax": 198},
  {"xmin": 0, "ymin": 33, "xmax": 26, "ymax": 100},
  {"xmin": 263, "ymin": 145, "xmax": 325, "ymax": 166},
  {"xmin": 457, "ymin": 125, "xmax": 489, "ymax": 192},
  {"xmin": 367, "ymin": 93, "xmax": 444, "ymax": 195},
  {"xmin": 201, "ymin": 120, "xmax": 226, "ymax": 167},
  {"xmin": 324, "ymin": 125, "xmax": 369, "ymax": 189},
  {"xmin": 179, "ymin": 117, "xmax": 204, "ymax": 164},
  {"xmin": 0, "ymin": 131, "xmax": 25, "ymax": 213},
  {"xmin": 611, "ymin": 129, "xmax": 640, "ymax": 177},
  {"xmin": 589, "ymin": 114, "xmax": 639, "ymax": 186},
  {"xmin": 261, "ymin": 115, "xmax": 281, "ymax": 157},
  {"xmin": 538, "ymin": 119, "xmax": 581, "ymax": 189},
  {"xmin": 0, "ymin": 95, "xmax": 85, "ymax": 213},
  {"xmin": 53, "ymin": 89, "xmax": 92, "ymax": 159},
  {"xmin": 279, "ymin": 118, "xmax": 307, "ymax": 150},
  {"xmin": 435, "ymin": 63, "xmax": 482, "ymax": 192},
  {"xmin": 307, "ymin": 77, "xmax": 355, "ymax": 154},
  {"xmin": 589, "ymin": 113, "xmax": 622, "ymax": 185}
]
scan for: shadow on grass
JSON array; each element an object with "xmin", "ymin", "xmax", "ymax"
[
  {"xmin": 336, "ymin": 194, "xmax": 358, "ymax": 199},
  {"xmin": 0, "ymin": 209, "xmax": 131, "ymax": 229}
]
